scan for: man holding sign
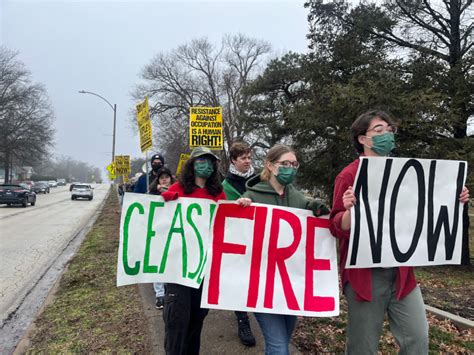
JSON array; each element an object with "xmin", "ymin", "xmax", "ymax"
[{"xmin": 330, "ymin": 110, "xmax": 470, "ymax": 354}]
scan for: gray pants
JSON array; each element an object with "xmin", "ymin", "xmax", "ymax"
[{"xmin": 345, "ymin": 268, "xmax": 428, "ymax": 355}]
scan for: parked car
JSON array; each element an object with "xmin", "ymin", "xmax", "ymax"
[
  {"xmin": 57, "ymin": 178, "xmax": 66, "ymax": 186},
  {"xmin": 0, "ymin": 184, "xmax": 36, "ymax": 207},
  {"xmin": 71, "ymin": 184, "xmax": 93, "ymax": 200},
  {"xmin": 32, "ymin": 182, "xmax": 50, "ymax": 194},
  {"xmin": 48, "ymin": 180, "xmax": 58, "ymax": 187}
]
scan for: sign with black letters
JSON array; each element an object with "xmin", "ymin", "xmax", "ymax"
[{"xmin": 347, "ymin": 157, "xmax": 467, "ymax": 268}]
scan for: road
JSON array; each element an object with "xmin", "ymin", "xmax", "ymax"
[{"xmin": 0, "ymin": 184, "xmax": 109, "ymax": 330}]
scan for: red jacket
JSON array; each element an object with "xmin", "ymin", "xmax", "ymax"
[
  {"xmin": 161, "ymin": 182, "xmax": 226, "ymax": 202},
  {"xmin": 329, "ymin": 157, "xmax": 417, "ymax": 302}
]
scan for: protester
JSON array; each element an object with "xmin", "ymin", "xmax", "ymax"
[
  {"xmin": 150, "ymin": 167, "xmax": 175, "ymax": 309},
  {"xmin": 117, "ymin": 182, "xmax": 125, "ymax": 206},
  {"xmin": 237, "ymin": 144, "xmax": 329, "ymax": 355},
  {"xmin": 133, "ymin": 153, "xmax": 167, "ymax": 309},
  {"xmin": 329, "ymin": 110, "xmax": 470, "ymax": 354},
  {"xmin": 149, "ymin": 166, "xmax": 174, "ymax": 195},
  {"xmin": 222, "ymin": 141, "xmax": 257, "ymax": 347},
  {"xmin": 161, "ymin": 146, "xmax": 226, "ymax": 355}
]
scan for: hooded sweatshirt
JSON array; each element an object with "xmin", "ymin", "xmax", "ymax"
[{"xmin": 243, "ymin": 175, "xmax": 329, "ymax": 216}]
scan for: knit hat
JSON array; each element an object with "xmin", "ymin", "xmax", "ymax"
[
  {"xmin": 156, "ymin": 167, "xmax": 172, "ymax": 179},
  {"xmin": 150, "ymin": 153, "xmax": 165, "ymax": 165}
]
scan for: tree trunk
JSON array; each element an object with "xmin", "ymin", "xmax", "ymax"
[{"xmin": 4, "ymin": 151, "xmax": 10, "ymax": 183}]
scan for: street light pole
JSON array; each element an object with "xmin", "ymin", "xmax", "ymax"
[
  {"xmin": 78, "ymin": 90, "xmax": 117, "ymax": 164},
  {"xmin": 112, "ymin": 103, "xmax": 116, "ymax": 163}
]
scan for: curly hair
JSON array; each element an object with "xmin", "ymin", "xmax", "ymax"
[{"xmin": 178, "ymin": 157, "xmax": 223, "ymax": 196}]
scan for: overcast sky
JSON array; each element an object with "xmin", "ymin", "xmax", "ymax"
[{"xmin": 1, "ymin": 0, "xmax": 310, "ymax": 178}]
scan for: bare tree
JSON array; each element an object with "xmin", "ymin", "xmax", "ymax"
[
  {"xmin": 0, "ymin": 47, "xmax": 55, "ymax": 182},
  {"xmin": 132, "ymin": 34, "xmax": 271, "ymax": 168}
]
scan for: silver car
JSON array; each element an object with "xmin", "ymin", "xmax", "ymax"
[{"xmin": 71, "ymin": 184, "xmax": 93, "ymax": 201}]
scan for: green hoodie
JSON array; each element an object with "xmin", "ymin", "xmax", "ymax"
[{"xmin": 242, "ymin": 175, "xmax": 329, "ymax": 216}]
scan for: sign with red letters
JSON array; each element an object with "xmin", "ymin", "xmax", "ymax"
[{"xmin": 202, "ymin": 202, "xmax": 339, "ymax": 317}]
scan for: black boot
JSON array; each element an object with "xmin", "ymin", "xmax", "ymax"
[{"xmin": 238, "ymin": 317, "xmax": 256, "ymax": 347}]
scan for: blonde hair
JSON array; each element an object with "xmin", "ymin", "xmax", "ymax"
[{"xmin": 260, "ymin": 144, "xmax": 295, "ymax": 181}]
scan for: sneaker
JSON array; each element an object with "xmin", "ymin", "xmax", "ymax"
[
  {"xmin": 238, "ymin": 318, "xmax": 256, "ymax": 347},
  {"xmin": 155, "ymin": 296, "xmax": 164, "ymax": 310}
]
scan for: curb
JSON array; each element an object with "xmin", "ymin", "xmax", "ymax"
[{"xmin": 425, "ymin": 305, "xmax": 474, "ymax": 329}]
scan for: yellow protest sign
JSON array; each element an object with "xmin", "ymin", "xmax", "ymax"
[
  {"xmin": 176, "ymin": 153, "xmax": 190, "ymax": 176},
  {"xmin": 114, "ymin": 155, "xmax": 131, "ymax": 175},
  {"xmin": 189, "ymin": 107, "xmax": 223, "ymax": 149},
  {"xmin": 106, "ymin": 162, "xmax": 116, "ymax": 175},
  {"xmin": 136, "ymin": 97, "xmax": 153, "ymax": 153}
]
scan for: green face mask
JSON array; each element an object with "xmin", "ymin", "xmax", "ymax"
[
  {"xmin": 370, "ymin": 132, "xmax": 395, "ymax": 156},
  {"xmin": 194, "ymin": 159, "xmax": 214, "ymax": 178},
  {"xmin": 275, "ymin": 166, "xmax": 296, "ymax": 185}
]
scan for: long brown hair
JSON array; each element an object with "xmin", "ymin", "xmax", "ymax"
[
  {"xmin": 179, "ymin": 156, "xmax": 223, "ymax": 196},
  {"xmin": 260, "ymin": 144, "xmax": 295, "ymax": 181}
]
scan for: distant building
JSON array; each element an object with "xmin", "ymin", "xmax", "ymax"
[{"xmin": 0, "ymin": 166, "xmax": 35, "ymax": 183}]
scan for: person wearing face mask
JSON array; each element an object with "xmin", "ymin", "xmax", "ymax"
[
  {"xmin": 133, "ymin": 153, "xmax": 165, "ymax": 194},
  {"xmin": 160, "ymin": 146, "xmax": 226, "ymax": 355},
  {"xmin": 222, "ymin": 141, "xmax": 257, "ymax": 347},
  {"xmin": 236, "ymin": 144, "xmax": 329, "ymax": 355},
  {"xmin": 330, "ymin": 110, "xmax": 470, "ymax": 354}
]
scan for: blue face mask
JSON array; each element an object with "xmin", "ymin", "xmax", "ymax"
[{"xmin": 369, "ymin": 132, "xmax": 395, "ymax": 156}]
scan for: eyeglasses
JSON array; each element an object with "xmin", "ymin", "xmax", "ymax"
[
  {"xmin": 366, "ymin": 124, "xmax": 397, "ymax": 134},
  {"xmin": 274, "ymin": 160, "xmax": 300, "ymax": 169}
]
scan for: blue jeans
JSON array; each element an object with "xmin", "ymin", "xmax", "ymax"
[{"xmin": 254, "ymin": 313, "xmax": 297, "ymax": 355}]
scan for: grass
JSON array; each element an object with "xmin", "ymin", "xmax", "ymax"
[
  {"xmin": 22, "ymin": 189, "xmax": 151, "ymax": 353},
  {"xmin": 293, "ymin": 203, "xmax": 474, "ymax": 353},
  {"xmin": 293, "ymin": 298, "xmax": 474, "ymax": 353}
]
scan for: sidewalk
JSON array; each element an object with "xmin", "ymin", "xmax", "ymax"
[{"xmin": 138, "ymin": 284, "xmax": 301, "ymax": 354}]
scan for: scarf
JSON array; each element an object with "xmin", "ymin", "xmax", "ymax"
[{"xmin": 229, "ymin": 164, "xmax": 255, "ymax": 179}]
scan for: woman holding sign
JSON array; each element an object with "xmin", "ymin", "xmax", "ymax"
[
  {"xmin": 330, "ymin": 110, "xmax": 470, "ymax": 354},
  {"xmin": 237, "ymin": 144, "xmax": 329, "ymax": 355},
  {"xmin": 160, "ymin": 146, "xmax": 226, "ymax": 355}
]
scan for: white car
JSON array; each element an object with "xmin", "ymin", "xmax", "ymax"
[
  {"xmin": 48, "ymin": 180, "xmax": 58, "ymax": 187},
  {"xmin": 71, "ymin": 184, "xmax": 93, "ymax": 200}
]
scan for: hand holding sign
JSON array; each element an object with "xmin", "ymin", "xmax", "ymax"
[
  {"xmin": 342, "ymin": 186, "xmax": 356, "ymax": 210},
  {"xmin": 459, "ymin": 186, "xmax": 470, "ymax": 203},
  {"xmin": 236, "ymin": 197, "xmax": 252, "ymax": 207}
]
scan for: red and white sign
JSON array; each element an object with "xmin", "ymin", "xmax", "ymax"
[{"xmin": 202, "ymin": 202, "xmax": 339, "ymax": 317}]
